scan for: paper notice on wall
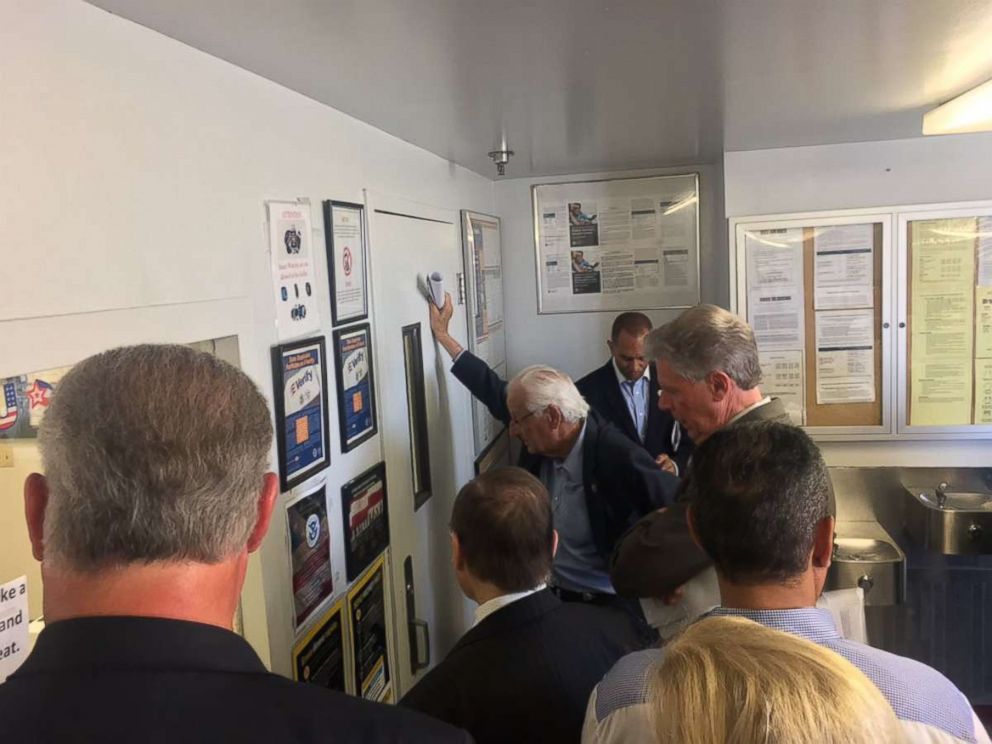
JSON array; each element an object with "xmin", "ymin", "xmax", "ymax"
[
  {"xmin": 977, "ymin": 287, "xmax": 992, "ymax": 359},
  {"xmin": 268, "ymin": 201, "xmax": 321, "ymax": 340},
  {"xmin": 0, "ymin": 575, "xmax": 29, "ymax": 683},
  {"xmin": 813, "ymin": 224, "xmax": 874, "ymax": 310},
  {"xmin": 758, "ymin": 349, "xmax": 804, "ymax": 424},
  {"xmin": 745, "ymin": 229, "xmax": 805, "ymax": 351},
  {"xmin": 909, "ymin": 218, "xmax": 975, "ymax": 426},
  {"xmin": 815, "ymin": 309, "xmax": 875, "ymax": 404},
  {"xmin": 978, "ymin": 216, "xmax": 992, "ymax": 287},
  {"xmin": 976, "ymin": 359, "xmax": 992, "ymax": 424}
]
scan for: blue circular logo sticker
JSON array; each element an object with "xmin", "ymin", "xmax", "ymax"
[{"xmin": 305, "ymin": 513, "xmax": 321, "ymax": 548}]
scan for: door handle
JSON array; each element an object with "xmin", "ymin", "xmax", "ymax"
[
  {"xmin": 410, "ymin": 618, "xmax": 431, "ymax": 672},
  {"xmin": 404, "ymin": 555, "xmax": 431, "ymax": 675}
]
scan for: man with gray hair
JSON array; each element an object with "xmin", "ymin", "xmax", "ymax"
[
  {"xmin": 430, "ymin": 294, "xmax": 677, "ymax": 624},
  {"xmin": 0, "ymin": 344, "xmax": 469, "ymax": 743},
  {"xmin": 610, "ymin": 303, "xmax": 792, "ymax": 605}
]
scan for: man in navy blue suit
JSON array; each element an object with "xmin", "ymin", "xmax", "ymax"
[{"xmin": 576, "ymin": 312, "xmax": 692, "ymax": 476}]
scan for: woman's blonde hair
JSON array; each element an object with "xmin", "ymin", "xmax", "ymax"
[{"xmin": 649, "ymin": 616, "xmax": 901, "ymax": 744}]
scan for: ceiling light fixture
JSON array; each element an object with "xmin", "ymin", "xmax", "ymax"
[{"xmin": 923, "ymin": 78, "xmax": 992, "ymax": 135}]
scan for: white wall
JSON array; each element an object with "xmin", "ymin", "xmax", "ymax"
[
  {"xmin": 493, "ymin": 164, "xmax": 726, "ymax": 380},
  {"xmin": 0, "ymin": 0, "xmax": 493, "ymax": 676},
  {"xmin": 724, "ymin": 134, "xmax": 992, "ymax": 466}
]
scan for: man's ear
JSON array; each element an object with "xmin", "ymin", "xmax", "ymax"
[
  {"xmin": 24, "ymin": 473, "xmax": 48, "ymax": 562},
  {"xmin": 686, "ymin": 506, "xmax": 703, "ymax": 549},
  {"xmin": 551, "ymin": 529, "xmax": 559, "ymax": 559},
  {"xmin": 450, "ymin": 532, "xmax": 465, "ymax": 571},
  {"xmin": 246, "ymin": 473, "xmax": 279, "ymax": 553},
  {"xmin": 545, "ymin": 404, "xmax": 563, "ymax": 430},
  {"xmin": 811, "ymin": 515, "xmax": 835, "ymax": 570},
  {"xmin": 607, "ymin": 338, "xmax": 615, "ymax": 355},
  {"xmin": 706, "ymin": 370, "xmax": 732, "ymax": 402}
]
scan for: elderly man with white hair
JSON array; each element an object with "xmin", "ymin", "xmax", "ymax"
[{"xmin": 430, "ymin": 294, "xmax": 678, "ymax": 627}]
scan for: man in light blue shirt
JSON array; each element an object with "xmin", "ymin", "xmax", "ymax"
[{"xmin": 584, "ymin": 422, "xmax": 990, "ymax": 744}]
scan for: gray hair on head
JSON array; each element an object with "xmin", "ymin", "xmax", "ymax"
[
  {"xmin": 510, "ymin": 365, "xmax": 590, "ymax": 423},
  {"xmin": 39, "ymin": 344, "xmax": 273, "ymax": 570},
  {"xmin": 645, "ymin": 304, "xmax": 762, "ymax": 389}
]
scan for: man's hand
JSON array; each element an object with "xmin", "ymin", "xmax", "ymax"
[
  {"xmin": 428, "ymin": 292, "xmax": 463, "ymax": 360},
  {"xmin": 655, "ymin": 453, "xmax": 678, "ymax": 475}
]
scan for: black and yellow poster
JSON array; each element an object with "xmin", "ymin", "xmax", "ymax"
[
  {"xmin": 292, "ymin": 600, "xmax": 346, "ymax": 693},
  {"xmin": 346, "ymin": 556, "xmax": 391, "ymax": 703}
]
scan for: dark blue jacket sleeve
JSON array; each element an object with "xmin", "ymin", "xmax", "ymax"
[{"xmin": 451, "ymin": 352, "xmax": 511, "ymax": 426}]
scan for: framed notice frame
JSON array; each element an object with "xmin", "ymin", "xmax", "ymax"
[
  {"xmin": 347, "ymin": 555, "xmax": 392, "ymax": 703},
  {"xmin": 292, "ymin": 599, "xmax": 348, "ymax": 693},
  {"xmin": 286, "ymin": 483, "xmax": 335, "ymax": 629},
  {"xmin": 271, "ymin": 336, "xmax": 331, "ymax": 491},
  {"xmin": 461, "ymin": 210, "xmax": 508, "ymax": 455},
  {"xmin": 332, "ymin": 323, "xmax": 378, "ymax": 452},
  {"xmin": 323, "ymin": 200, "xmax": 369, "ymax": 326},
  {"xmin": 532, "ymin": 173, "xmax": 700, "ymax": 314},
  {"xmin": 341, "ymin": 462, "xmax": 390, "ymax": 582}
]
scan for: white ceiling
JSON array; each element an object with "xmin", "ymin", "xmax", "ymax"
[{"xmin": 88, "ymin": 0, "xmax": 992, "ymax": 179}]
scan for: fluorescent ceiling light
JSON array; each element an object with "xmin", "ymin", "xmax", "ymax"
[{"xmin": 923, "ymin": 78, "xmax": 992, "ymax": 135}]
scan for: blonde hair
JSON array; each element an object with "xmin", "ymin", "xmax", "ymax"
[{"xmin": 649, "ymin": 617, "xmax": 901, "ymax": 744}]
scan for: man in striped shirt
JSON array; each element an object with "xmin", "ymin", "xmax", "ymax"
[{"xmin": 584, "ymin": 422, "xmax": 990, "ymax": 744}]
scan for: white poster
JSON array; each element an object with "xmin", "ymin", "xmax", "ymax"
[
  {"xmin": 0, "ymin": 575, "xmax": 29, "ymax": 683},
  {"xmin": 268, "ymin": 201, "xmax": 321, "ymax": 340},
  {"xmin": 327, "ymin": 202, "xmax": 368, "ymax": 325},
  {"xmin": 813, "ymin": 224, "xmax": 874, "ymax": 310},
  {"xmin": 745, "ymin": 229, "xmax": 806, "ymax": 351},
  {"xmin": 759, "ymin": 349, "xmax": 805, "ymax": 425},
  {"xmin": 815, "ymin": 309, "xmax": 875, "ymax": 404},
  {"xmin": 979, "ymin": 216, "xmax": 992, "ymax": 288},
  {"xmin": 534, "ymin": 175, "xmax": 700, "ymax": 313}
]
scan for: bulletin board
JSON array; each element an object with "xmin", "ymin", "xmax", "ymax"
[{"xmin": 734, "ymin": 215, "xmax": 890, "ymax": 437}]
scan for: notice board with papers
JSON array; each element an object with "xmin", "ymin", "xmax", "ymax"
[{"xmin": 733, "ymin": 213, "xmax": 890, "ymax": 438}]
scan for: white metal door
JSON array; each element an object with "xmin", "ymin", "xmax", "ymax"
[{"xmin": 367, "ymin": 197, "xmax": 475, "ymax": 697}]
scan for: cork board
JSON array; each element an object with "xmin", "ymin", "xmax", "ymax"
[{"xmin": 802, "ymin": 223, "xmax": 884, "ymax": 427}]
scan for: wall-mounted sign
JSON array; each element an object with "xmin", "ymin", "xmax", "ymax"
[
  {"xmin": 323, "ymin": 200, "xmax": 369, "ymax": 327},
  {"xmin": 332, "ymin": 323, "xmax": 378, "ymax": 453},
  {"xmin": 267, "ymin": 200, "xmax": 321, "ymax": 340},
  {"xmin": 347, "ymin": 556, "xmax": 391, "ymax": 703},
  {"xmin": 286, "ymin": 484, "xmax": 334, "ymax": 629},
  {"xmin": 271, "ymin": 337, "xmax": 331, "ymax": 491},
  {"xmin": 341, "ymin": 462, "xmax": 389, "ymax": 582},
  {"xmin": 292, "ymin": 599, "xmax": 347, "ymax": 693}
]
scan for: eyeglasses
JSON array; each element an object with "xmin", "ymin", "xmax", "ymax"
[{"xmin": 510, "ymin": 410, "xmax": 539, "ymax": 426}]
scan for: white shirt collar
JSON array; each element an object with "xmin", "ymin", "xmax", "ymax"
[
  {"xmin": 727, "ymin": 396, "xmax": 772, "ymax": 426},
  {"xmin": 473, "ymin": 584, "xmax": 547, "ymax": 626},
  {"xmin": 612, "ymin": 357, "xmax": 650, "ymax": 387}
]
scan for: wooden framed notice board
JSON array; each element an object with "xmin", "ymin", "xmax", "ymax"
[{"xmin": 733, "ymin": 213, "xmax": 891, "ymax": 438}]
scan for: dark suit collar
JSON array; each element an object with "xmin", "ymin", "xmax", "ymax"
[
  {"xmin": 452, "ymin": 589, "xmax": 560, "ymax": 651},
  {"xmin": 12, "ymin": 615, "xmax": 267, "ymax": 678}
]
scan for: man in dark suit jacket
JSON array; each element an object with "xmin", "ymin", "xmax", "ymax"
[
  {"xmin": 429, "ymin": 293, "xmax": 679, "ymax": 605},
  {"xmin": 1, "ymin": 345, "xmax": 469, "ymax": 744},
  {"xmin": 401, "ymin": 467, "xmax": 643, "ymax": 744},
  {"xmin": 576, "ymin": 312, "xmax": 692, "ymax": 475},
  {"xmin": 610, "ymin": 304, "xmax": 798, "ymax": 603}
]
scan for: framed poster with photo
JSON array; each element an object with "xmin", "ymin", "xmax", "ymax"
[
  {"xmin": 271, "ymin": 336, "xmax": 331, "ymax": 491},
  {"xmin": 332, "ymin": 323, "xmax": 378, "ymax": 452},
  {"xmin": 267, "ymin": 200, "xmax": 322, "ymax": 339},
  {"xmin": 323, "ymin": 200, "xmax": 369, "ymax": 327},
  {"xmin": 340, "ymin": 462, "xmax": 389, "ymax": 582}
]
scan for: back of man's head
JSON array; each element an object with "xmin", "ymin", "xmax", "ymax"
[
  {"xmin": 39, "ymin": 344, "xmax": 273, "ymax": 570},
  {"xmin": 646, "ymin": 304, "xmax": 761, "ymax": 389},
  {"xmin": 687, "ymin": 421, "xmax": 833, "ymax": 585},
  {"xmin": 450, "ymin": 467, "xmax": 552, "ymax": 592}
]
